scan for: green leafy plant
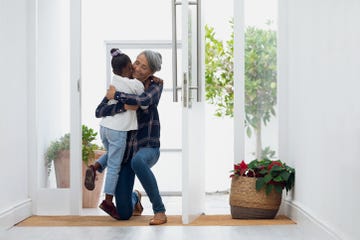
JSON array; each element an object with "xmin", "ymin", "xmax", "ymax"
[
  {"xmin": 82, "ymin": 124, "xmax": 100, "ymax": 166},
  {"xmin": 230, "ymin": 159, "xmax": 295, "ymax": 195},
  {"xmin": 45, "ymin": 133, "xmax": 70, "ymax": 175},
  {"xmin": 45, "ymin": 125, "xmax": 102, "ymax": 174},
  {"xmin": 205, "ymin": 20, "xmax": 277, "ymax": 160}
]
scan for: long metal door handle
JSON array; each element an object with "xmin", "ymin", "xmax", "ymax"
[
  {"xmin": 174, "ymin": 0, "xmax": 201, "ymax": 103},
  {"xmin": 183, "ymin": 72, "xmax": 188, "ymax": 107},
  {"xmin": 196, "ymin": 0, "xmax": 201, "ymax": 102},
  {"xmin": 172, "ymin": 0, "xmax": 179, "ymax": 102}
]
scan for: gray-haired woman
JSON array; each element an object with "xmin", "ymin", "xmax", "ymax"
[{"xmin": 94, "ymin": 50, "xmax": 167, "ymax": 225}]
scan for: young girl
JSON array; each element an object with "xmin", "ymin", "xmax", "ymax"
[{"xmin": 84, "ymin": 48, "xmax": 144, "ymax": 219}]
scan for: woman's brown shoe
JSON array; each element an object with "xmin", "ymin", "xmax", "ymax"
[
  {"xmin": 149, "ymin": 212, "xmax": 167, "ymax": 225},
  {"xmin": 132, "ymin": 190, "xmax": 144, "ymax": 216}
]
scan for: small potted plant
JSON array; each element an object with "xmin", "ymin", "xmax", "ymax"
[
  {"xmin": 229, "ymin": 159, "xmax": 295, "ymax": 219},
  {"xmin": 45, "ymin": 125, "xmax": 105, "ymax": 207},
  {"xmin": 45, "ymin": 133, "xmax": 70, "ymax": 188}
]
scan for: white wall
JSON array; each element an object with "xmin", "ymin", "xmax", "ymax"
[
  {"xmin": 280, "ymin": 0, "xmax": 360, "ymax": 239},
  {"xmin": 0, "ymin": 0, "xmax": 71, "ymax": 228},
  {"xmin": 0, "ymin": 0, "xmax": 32, "ymax": 230}
]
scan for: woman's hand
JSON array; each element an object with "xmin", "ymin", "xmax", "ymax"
[
  {"xmin": 124, "ymin": 104, "xmax": 139, "ymax": 111},
  {"xmin": 106, "ymin": 85, "xmax": 116, "ymax": 100}
]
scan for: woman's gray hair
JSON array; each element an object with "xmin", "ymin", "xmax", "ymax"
[{"xmin": 140, "ymin": 50, "xmax": 162, "ymax": 73}]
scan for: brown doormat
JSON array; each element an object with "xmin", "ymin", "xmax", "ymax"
[{"xmin": 16, "ymin": 215, "xmax": 295, "ymax": 227}]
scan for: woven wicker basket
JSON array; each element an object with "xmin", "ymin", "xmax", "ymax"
[{"xmin": 229, "ymin": 176, "xmax": 282, "ymax": 219}]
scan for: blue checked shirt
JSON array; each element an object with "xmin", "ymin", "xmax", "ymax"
[{"xmin": 95, "ymin": 80, "xmax": 163, "ymax": 163}]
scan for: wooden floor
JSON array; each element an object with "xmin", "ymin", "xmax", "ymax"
[{"xmin": 16, "ymin": 214, "xmax": 295, "ymax": 227}]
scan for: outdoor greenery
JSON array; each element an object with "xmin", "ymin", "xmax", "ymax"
[{"xmin": 205, "ymin": 20, "xmax": 277, "ymax": 160}]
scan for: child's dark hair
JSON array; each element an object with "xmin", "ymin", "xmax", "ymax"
[{"xmin": 110, "ymin": 48, "xmax": 131, "ymax": 75}]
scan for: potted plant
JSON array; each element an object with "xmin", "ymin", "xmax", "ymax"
[
  {"xmin": 45, "ymin": 133, "xmax": 70, "ymax": 188},
  {"xmin": 229, "ymin": 159, "xmax": 295, "ymax": 219},
  {"xmin": 45, "ymin": 125, "xmax": 105, "ymax": 208}
]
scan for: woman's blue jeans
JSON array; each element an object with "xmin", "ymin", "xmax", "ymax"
[
  {"xmin": 131, "ymin": 147, "xmax": 165, "ymax": 214},
  {"xmin": 114, "ymin": 147, "xmax": 165, "ymax": 219}
]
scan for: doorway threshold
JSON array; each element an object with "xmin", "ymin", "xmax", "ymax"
[{"xmin": 82, "ymin": 192, "xmax": 230, "ymax": 216}]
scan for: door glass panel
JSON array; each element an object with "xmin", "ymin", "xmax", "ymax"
[
  {"xmin": 203, "ymin": 0, "xmax": 234, "ymax": 195},
  {"xmin": 38, "ymin": 0, "xmax": 71, "ymax": 189},
  {"xmin": 244, "ymin": 0, "xmax": 278, "ymax": 161}
]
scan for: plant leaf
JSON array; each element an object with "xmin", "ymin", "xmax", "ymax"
[
  {"xmin": 256, "ymin": 178, "xmax": 265, "ymax": 191},
  {"xmin": 266, "ymin": 184, "xmax": 273, "ymax": 195},
  {"xmin": 280, "ymin": 171, "xmax": 290, "ymax": 181},
  {"xmin": 264, "ymin": 174, "xmax": 273, "ymax": 183},
  {"xmin": 274, "ymin": 184, "xmax": 282, "ymax": 193},
  {"xmin": 259, "ymin": 169, "xmax": 268, "ymax": 175},
  {"xmin": 273, "ymin": 175, "xmax": 283, "ymax": 182}
]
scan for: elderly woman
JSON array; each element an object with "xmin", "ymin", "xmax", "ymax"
[{"xmin": 94, "ymin": 50, "xmax": 167, "ymax": 225}]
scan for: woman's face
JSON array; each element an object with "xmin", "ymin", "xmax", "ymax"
[{"xmin": 132, "ymin": 53, "xmax": 153, "ymax": 82}]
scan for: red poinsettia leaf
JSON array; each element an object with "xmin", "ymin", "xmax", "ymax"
[
  {"xmin": 268, "ymin": 161, "xmax": 283, "ymax": 170},
  {"xmin": 239, "ymin": 160, "xmax": 248, "ymax": 169}
]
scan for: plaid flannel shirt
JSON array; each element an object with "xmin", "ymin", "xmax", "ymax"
[{"xmin": 95, "ymin": 81, "xmax": 163, "ymax": 163}]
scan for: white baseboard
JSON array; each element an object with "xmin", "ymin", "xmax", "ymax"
[
  {"xmin": 0, "ymin": 199, "xmax": 32, "ymax": 230},
  {"xmin": 281, "ymin": 199, "xmax": 343, "ymax": 240}
]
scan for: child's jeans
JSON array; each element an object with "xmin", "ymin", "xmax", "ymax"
[{"xmin": 96, "ymin": 126, "xmax": 127, "ymax": 195}]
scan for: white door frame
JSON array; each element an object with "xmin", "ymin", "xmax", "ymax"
[
  {"xmin": 69, "ymin": 0, "xmax": 82, "ymax": 215},
  {"xmin": 30, "ymin": 0, "xmax": 82, "ymax": 215}
]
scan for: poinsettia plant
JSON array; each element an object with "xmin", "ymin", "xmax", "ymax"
[{"xmin": 230, "ymin": 159, "xmax": 295, "ymax": 195}]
